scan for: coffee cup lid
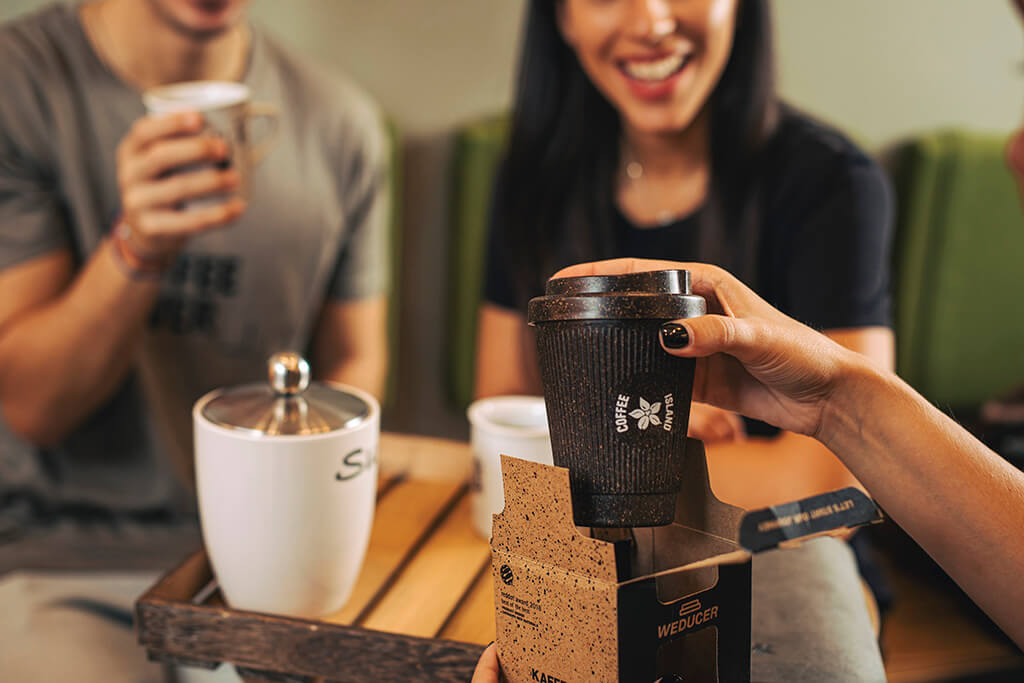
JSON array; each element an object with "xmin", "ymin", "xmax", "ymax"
[
  {"xmin": 527, "ymin": 269, "xmax": 706, "ymax": 323},
  {"xmin": 199, "ymin": 352, "xmax": 369, "ymax": 436}
]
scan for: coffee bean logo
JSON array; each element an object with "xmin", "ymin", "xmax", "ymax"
[{"xmin": 500, "ymin": 564, "xmax": 514, "ymax": 585}]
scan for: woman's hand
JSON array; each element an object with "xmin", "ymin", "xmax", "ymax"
[
  {"xmin": 553, "ymin": 258, "xmax": 864, "ymax": 440},
  {"xmin": 471, "ymin": 643, "xmax": 500, "ymax": 683},
  {"xmin": 686, "ymin": 402, "xmax": 745, "ymax": 444}
]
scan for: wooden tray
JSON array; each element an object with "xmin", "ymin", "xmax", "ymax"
[{"xmin": 136, "ymin": 433, "xmax": 495, "ymax": 682}]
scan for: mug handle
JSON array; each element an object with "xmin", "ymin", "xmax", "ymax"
[{"xmin": 246, "ymin": 102, "xmax": 280, "ymax": 165}]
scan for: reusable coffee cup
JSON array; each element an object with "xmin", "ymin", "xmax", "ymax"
[
  {"xmin": 467, "ymin": 396, "xmax": 553, "ymax": 539},
  {"xmin": 527, "ymin": 270, "xmax": 706, "ymax": 527},
  {"xmin": 143, "ymin": 81, "xmax": 279, "ymax": 205},
  {"xmin": 193, "ymin": 352, "xmax": 378, "ymax": 618}
]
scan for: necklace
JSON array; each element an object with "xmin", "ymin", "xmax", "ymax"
[{"xmin": 619, "ymin": 156, "xmax": 688, "ymax": 227}]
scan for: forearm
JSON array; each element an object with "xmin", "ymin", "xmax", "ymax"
[
  {"xmin": 312, "ymin": 297, "xmax": 389, "ymax": 404},
  {"xmin": 0, "ymin": 241, "xmax": 160, "ymax": 444},
  {"xmin": 474, "ymin": 305, "xmax": 543, "ymax": 399},
  {"xmin": 705, "ymin": 431, "xmax": 862, "ymax": 510},
  {"xmin": 823, "ymin": 360, "xmax": 1024, "ymax": 646},
  {"xmin": 319, "ymin": 352, "xmax": 387, "ymax": 404}
]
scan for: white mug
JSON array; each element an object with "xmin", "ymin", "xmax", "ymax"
[
  {"xmin": 193, "ymin": 373, "xmax": 378, "ymax": 618},
  {"xmin": 467, "ymin": 396, "xmax": 553, "ymax": 539},
  {"xmin": 143, "ymin": 81, "xmax": 279, "ymax": 205}
]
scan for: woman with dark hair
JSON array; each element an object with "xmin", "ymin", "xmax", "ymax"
[{"xmin": 475, "ymin": 0, "xmax": 894, "ymax": 511}]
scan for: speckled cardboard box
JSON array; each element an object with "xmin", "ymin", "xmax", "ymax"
[{"xmin": 491, "ymin": 439, "xmax": 881, "ymax": 682}]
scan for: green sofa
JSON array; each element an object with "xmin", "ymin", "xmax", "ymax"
[
  {"xmin": 890, "ymin": 130, "xmax": 1024, "ymax": 410},
  {"xmin": 446, "ymin": 115, "xmax": 509, "ymax": 409}
]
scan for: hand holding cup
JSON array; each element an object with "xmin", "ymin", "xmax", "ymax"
[
  {"xmin": 115, "ymin": 110, "xmax": 245, "ymax": 259},
  {"xmin": 553, "ymin": 258, "xmax": 864, "ymax": 442}
]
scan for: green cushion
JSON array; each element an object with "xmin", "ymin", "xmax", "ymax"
[
  {"xmin": 892, "ymin": 130, "xmax": 1024, "ymax": 408},
  {"xmin": 446, "ymin": 114, "xmax": 510, "ymax": 409},
  {"xmin": 384, "ymin": 119, "xmax": 403, "ymax": 408}
]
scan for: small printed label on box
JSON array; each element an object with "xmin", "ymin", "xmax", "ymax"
[{"xmin": 499, "ymin": 589, "xmax": 542, "ymax": 629}]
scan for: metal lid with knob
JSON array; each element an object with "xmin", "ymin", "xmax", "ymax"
[{"xmin": 200, "ymin": 352, "xmax": 370, "ymax": 436}]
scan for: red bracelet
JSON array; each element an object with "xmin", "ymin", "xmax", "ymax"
[{"xmin": 109, "ymin": 220, "xmax": 173, "ymax": 280}]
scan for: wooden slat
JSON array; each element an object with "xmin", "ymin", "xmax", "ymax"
[
  {"xmin": 321, "ymin": 478, "xmax": 466, "ymax": 625},
  {"xmin": 361, "ymin": 494, "xmax": 491, "ymax": 638},
  {"xmin": 376, "ymin": 470, "xmax": 401, "ymax": 497},
  {"xmin": 139, "ymin": 550, "xmax": 213, "ymax": 603},
  {"xmin": 378, "ymin": 432, "xmax": 473, "ymax": 483},
  {"xmin": 437, "ymin": 563, "xmax": 496, "ymax": 645}
]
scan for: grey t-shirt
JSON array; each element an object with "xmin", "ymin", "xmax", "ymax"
[{"xmin": 0, "ymin": 4, "xmax": 390, "ymax": 521}]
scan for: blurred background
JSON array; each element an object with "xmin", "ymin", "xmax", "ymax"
[
  {"xmin": 1, "ymin": 2, "xmax": 1023, "ymax": 681},
  {"xmin": 2, "ymin": 0, "xmax": 1018, "ymax": 439}
]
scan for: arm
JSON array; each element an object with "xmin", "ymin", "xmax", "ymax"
[
  {"xmin": 558, "ymin": 258, "xmax": 1024, "ymax": 646},
  {"xmin": 473, "ymin": 303, "xmax": 542, "ymax": 399},
  {"xmin": 705, "ymin": 326, "xmax": 893, "ymax": 509},
  {"xmin": 825, "ymin": 359, "xmax": 1024, "ymax": 646},
  {"xmin": 0, "ymin": 112, "xmax": 242, "ymax": 445},
  {"xmin": 0, "ymin": 248, "xmax": 159, "ymax": 445},
  {"xmin": 311, "ymin": 296, "xmax": 388, "ymax": 402},
  {"xmin": 316, "ymin": 104, "xmax": 392, "ymax": 403}
]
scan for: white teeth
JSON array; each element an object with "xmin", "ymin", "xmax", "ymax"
[{"xmin": 622, "ymin": 54, "xmax": 686, "ymax": 82}]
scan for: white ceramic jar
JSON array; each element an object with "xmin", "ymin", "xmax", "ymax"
[{"xmin": 192, "ymin": 352, "xmax": 378, "ymax": 618}]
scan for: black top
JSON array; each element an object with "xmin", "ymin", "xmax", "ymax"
[{"xmin": 484, "ymin": 110, "xmax": 893, "ymax": 334}]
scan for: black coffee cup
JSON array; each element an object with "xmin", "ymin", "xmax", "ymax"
[{"xmin": 527, "ymin": 270, "xmax": 706, "ymax": 527}]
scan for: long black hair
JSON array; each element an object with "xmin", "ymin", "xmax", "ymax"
[{"xmin": 493, "ymin": 0, "xmax": 778, "ymax": 309}]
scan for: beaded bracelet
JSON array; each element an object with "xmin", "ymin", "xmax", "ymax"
[{"xmin": 109, "ymin": 220, "xmax": 172, "ymax": 280}]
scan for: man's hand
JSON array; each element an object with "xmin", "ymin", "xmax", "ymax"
[{"xmin": 116, "ymin": 111, "xmax": 245, "ymax": 257}]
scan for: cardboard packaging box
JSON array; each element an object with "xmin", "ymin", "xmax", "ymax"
[{"xmin": 490, "ymin": 439, "xmax": 881, "ymax": 683}]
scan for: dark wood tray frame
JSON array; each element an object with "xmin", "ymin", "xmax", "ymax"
[{"xmin": 136, "ymin": 551, "xmax": 485, "ymax": 682}]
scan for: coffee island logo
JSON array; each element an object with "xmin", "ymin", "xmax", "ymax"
[{"xmin": 614, "ymin": 393, "xmax": 676, "ymax": 434}]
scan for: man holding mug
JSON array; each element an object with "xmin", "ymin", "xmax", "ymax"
[{"xmin": 0, "ymin": 0, "xmax": 389, "ymax": 569}]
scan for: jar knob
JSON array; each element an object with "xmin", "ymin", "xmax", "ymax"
[{"xmin": 268, "ymin": 352, "xmax": 310, "ymax": 396}]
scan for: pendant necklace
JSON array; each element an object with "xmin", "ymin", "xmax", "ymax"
[{"xmin": 620, "ymin": 156, "xmax": 685, "ymax": 228}]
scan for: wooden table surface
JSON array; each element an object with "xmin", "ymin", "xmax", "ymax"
[{"xmin": 136, "ymin": 432, "xmax": 495, "ymax": 682}]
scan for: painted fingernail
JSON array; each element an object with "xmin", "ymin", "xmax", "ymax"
[{"xmin": 660, "ymin": 323, "xmax": 689, "ymax": 349}]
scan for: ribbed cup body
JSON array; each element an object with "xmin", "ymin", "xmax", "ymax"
[{"xmin": 535, "ymin": 319, "xmax": 694, "ymax": 527}]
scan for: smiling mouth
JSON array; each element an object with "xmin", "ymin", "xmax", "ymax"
[{"xmin": 619, "ymin": 53, "xmax": 691, "ymax": 82}]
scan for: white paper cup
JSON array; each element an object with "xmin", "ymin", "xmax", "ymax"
[
  {"xmin": 143, "ymin": 81, "xmax": 279, "ymax": 206},
  {"xmin": 192, "ymin": 384, "xmax": 378, "ymax": 618},
  {"xmin": 467, "ymin": 396, "xmax": 553, "ymax": 539}
]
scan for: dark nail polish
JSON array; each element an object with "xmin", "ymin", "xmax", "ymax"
[{"xmin": 660, "ymin": 323, "xmax": 689, "ymax": 349}]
